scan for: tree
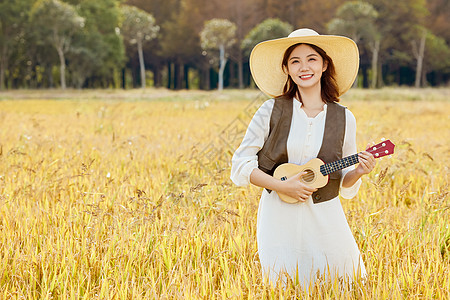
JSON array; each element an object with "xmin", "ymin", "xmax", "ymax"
[
  {"xmin": 68, "ymin": 0, "xmax": 125, "ymax": 88},
  {"xmin": 327, "ymin": 1, "xmax": 379, "ymax": 43},
  {"xmin": 200, "ymin": 19, "xmax": 237, "ymax": 91},
  {"xmin": 0, "ymin": 0, "xmax": 33, "ymax": 89},
  {"xmin": 242, "ymin": 18, "xmax": 293, "ymax": 57},
  {"xmin": 120, "ymin": 5, "xmax": 159, "ymax": 88},
  {"xmin": 30, "ymin": 0, "xmax": 85, "ymax": 89},
  {"xmin": 411, "ymin": 26, "xmax": 427, "ymax": 87},
  {"xmin": 328, "ymin": 1, "xmax": 379, "ymax": 88},
  {"xmin": 425, "ymin": 0, "xmax": 450, "ymax": 85},
  {"xmin": 423, "ymin": 32, "xmax": 450, "ymax": 85},
  {"xmin": 159, "ymin": 0, "xmax": 201, "ymax": 89},
  {"xmin": 367, "ymin": 0, "xmax": 429, "ymax": 86},
  {"xmin": 426, "ymin": 0, "xmax": 450, "ymax": 44}
]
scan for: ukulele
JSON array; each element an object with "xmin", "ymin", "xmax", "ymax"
[{"xmin": 273, "ymin": 140, "xmax": 395, "ymax": 203}]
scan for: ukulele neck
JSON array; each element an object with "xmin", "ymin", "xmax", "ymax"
[
  {"xmin": 318, "ymin": 140, "xmax": 394, "ymax": 176},
  {"xmin": 319, "ymin": 154, "xmax": 359, "ymax": 176}
]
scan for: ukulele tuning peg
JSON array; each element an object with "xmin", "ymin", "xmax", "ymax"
[{"xmin": 381, "ymin": 137, "xmax": 386, "ymax": 141}]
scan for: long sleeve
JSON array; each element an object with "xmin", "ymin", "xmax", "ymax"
[
  {"xmin": 230, "ymin": 99, "xmax": 274, "ymax": 186},
  {"xmin": 339, "ymin": 109, "xmax": 362, "ymax": 199}
]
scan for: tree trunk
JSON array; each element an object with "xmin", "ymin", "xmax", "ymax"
[
  {"xmin": 167, "ymin": 61, "xmax": 172, "ymax": 89},
  {"xmin": 174, "ymin": 61, "xmax": 181, "ymax": 90},
  {"xmin": 137, "ymin": 40, "xmax": 146, "ymax": 88},
  {"xmin": 153, "ymin": 63, "xmax": 162, "ymax": 87},
  {"xmin": 47, "ymin": 64, "xmax": 54, "ymax": 88},
  {"xmin": 228, "ymin": 62, "xmax": 234, "ymax": 87},
  {"xmin": 377, "ymin": 60, "xmax": 384, "ymax": 88},
  {"xmin": 414, "ymin": 31, "xmax": 426, "ymax": 88},
  {"xmin": 370, "ymin": 39, "xmax": 380, "ymax": 89},
  {"xmin": 131, "ymin": 61, "xmax": 138, "ymax": 88},
  {"xmin": 0, "ymin": 45, "xmax": 7, "ymax": 90},
  {"xmin": 184, "ymin": 64, "xmax": 189, "ymax": 89},
  {"xmin": 203, "ymin": 65, "xmax": 210, "ymax": 90},
  {"xmin": 0, "ymin": 61, "xmax": 5, "ymax": 90},
  {"xmin": 237, "ymin": 51, "xmax": 244, "ymax": 89},
  {"xmin": 361, "ymin": 64, "xmax": 368, "ymax": 88},
  {"xmin": 122, "ymin": 68, "xmax": 126, "ymax": 89},
  {"xmin": 0, "ymin": 66, "xmax": 4, "ymax": 90},
  {"xmin": 218, "ymin": 44, "xmax": 227, "ymax": 91},
  {"xmin": 56, "ymin": 46, "xmax": 66, "ymax": 89},
  {"xmin": 421, "ymin": 65, "xmax": 427, "ymax": 87}
]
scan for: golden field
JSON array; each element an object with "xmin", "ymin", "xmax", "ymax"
[{"xmin": 0, "ymin": 88, "xmax": 448, "ymax": 299}]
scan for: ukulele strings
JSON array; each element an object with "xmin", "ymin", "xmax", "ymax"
[
  {"xmin": 301, "ymin": 171, "xmax": 315, "ymax": 181},
  {"xmin": 302, "ymin": 175, "xmax": 314, "ymax": 181},
  {"xmin": 301, "ymin": 154, "xmax": 360, "ymax": 181}
]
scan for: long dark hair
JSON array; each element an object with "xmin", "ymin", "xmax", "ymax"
[{"xmin": 280, "ymin": 43, "xmax": 340, "ymax": 103}]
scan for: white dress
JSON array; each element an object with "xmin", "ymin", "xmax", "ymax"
[{"xmin": 231, "ymin": 98, "xmax": 366, "ymax": 286}]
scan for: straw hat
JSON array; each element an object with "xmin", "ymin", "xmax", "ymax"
[{"xmin": 249, "ymin": 28, "xmax": 359, "ymax": 98}]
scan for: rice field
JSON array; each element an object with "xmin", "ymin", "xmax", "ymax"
[{"xmin": 0, "ymin": 88, "xmax": 448, "ymax": 299}]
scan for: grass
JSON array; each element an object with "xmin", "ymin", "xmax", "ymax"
[{"xmin": 0, "ymin": 87, "xmax": 448, "ymax": 299}]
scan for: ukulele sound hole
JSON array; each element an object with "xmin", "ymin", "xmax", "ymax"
[{"xmin": 302, "ymin": 169, "xmax": 315, "ymax": 183}]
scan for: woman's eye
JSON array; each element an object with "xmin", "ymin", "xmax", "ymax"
[{"xmin": 308, "ymin": 58, "xmax": 316, "ymax": 62}]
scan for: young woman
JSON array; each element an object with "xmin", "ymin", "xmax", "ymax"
[{"xmin": 231, "ymin": 29, "xmax": 376, "ymax": 287}]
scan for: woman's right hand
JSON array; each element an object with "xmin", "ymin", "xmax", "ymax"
[
  {"xmin": 250, "ymin": 168, "xmax": 317, "ymax": 202},
  {"xmin": 276, "ymin": 172, "xmax": 317, "ymax": 202}
]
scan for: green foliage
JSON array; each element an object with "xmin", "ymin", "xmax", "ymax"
[
  {"xmin": 120, "ymin": 5, "xmax": 159, "ymax": 46},
  {"xmin": 367, "ymin": 0, "xmax": 428, "ymax": 54},
  {"xmin": 30, "ymin": 0, "xmax": 85, "ymax": 42},
  {"xmin": 200, "ymin": 19, "xmax": 237, "ymax": 90},
  {"xmin": 69, "ymin": 0, "xmax": 125, "ymax": 88},
  {"xmin": 159, "ymin": 3, "xmax": 200, "ymax": 62},
  {"xmin": 327, "ymin": 1, "xmax": 378, "ymax": 43},
  {"xmin": 200, "ymin": 19, "xmax": 237, "ymax": 52},
  {"xmin": 241, "ymin": 18, "xmax": 293, "ymax": 57},
  {"xmin": 30, "ymin": 0, "xmax": 85, "ymax": 88},
  {"xmin": 120, "ymin": 4, "xmax": 159, "ymax": 88},
  {"xmin": 0, "ymin": 0, "xmax": 32, "ymax": 43},
  {"xmin": 0, "ymin": 0, "xmax": 34, "ymax": 89},
  {"xmin": 425, "ymin": 32, "xmax": 450, "ymax": 73}
]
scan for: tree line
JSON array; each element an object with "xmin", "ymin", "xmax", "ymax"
[{"xmin": 0, "ymin": 0, "xmax": 448, "ymax": 90}]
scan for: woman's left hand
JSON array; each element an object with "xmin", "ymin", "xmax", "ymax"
[
  {"xmin": 356, "ymin": 148, "xmax": 376, "ymax": 175},
  {"xmin": 341, "ymin": 144, "xmax": 377, "ymax": 188}
]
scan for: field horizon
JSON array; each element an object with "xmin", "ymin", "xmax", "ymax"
[{"xmin": 0, "ymin": 86, "xmax": 449, "ymax": 102}]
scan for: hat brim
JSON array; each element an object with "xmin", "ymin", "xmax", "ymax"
[{"xmin": 250, "ymin": 35, "xmax": 359, "ymax": 98}]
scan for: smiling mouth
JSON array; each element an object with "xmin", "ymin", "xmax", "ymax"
[{"xmin": 300, "ymin": 74, "xmax": 313, "ymax": 79}]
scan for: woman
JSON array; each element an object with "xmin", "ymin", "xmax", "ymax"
[{"xmin": 231, "ymin": 28, "xmax": 376, "ymax": 287}]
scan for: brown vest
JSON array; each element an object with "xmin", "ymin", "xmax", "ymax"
[{"xmin": 257, "ymin": 96, "xmax": 346, "ymax": 204}]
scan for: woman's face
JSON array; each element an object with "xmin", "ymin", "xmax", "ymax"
[{"xmin": 286, "ymin": 44, "xmax": 328, "ymax": 92}]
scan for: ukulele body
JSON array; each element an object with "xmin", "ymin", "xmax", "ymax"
[{"xmin": 273, "ymin": 158, "xmax": 329, "ymax": 203}]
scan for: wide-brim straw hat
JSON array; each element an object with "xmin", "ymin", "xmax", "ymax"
[{"xmin": 250, "ymin": 28, "xmax": 359, "ymax": 98}]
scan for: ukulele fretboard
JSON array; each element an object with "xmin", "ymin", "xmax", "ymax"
[{"xmin": 319, "ymin": 153, "xmax": 359, "ymax": 176}]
